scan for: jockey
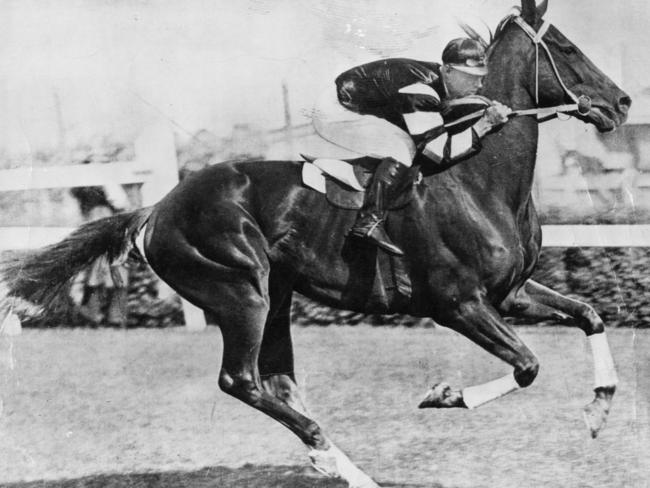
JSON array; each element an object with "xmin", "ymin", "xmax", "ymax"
[{"xmin": 312, "ymin": 38, "xmax": 511, "ymax": 256}]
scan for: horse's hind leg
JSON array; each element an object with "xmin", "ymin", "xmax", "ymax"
[
  {"xmin": 146, "ymin": 239, "xmax": 379, "ymax": 487},
  {"xmin": 501, "ymin": 279, "xmax": 618, "ymax": 437},
  {"xmin": 420, "ymin": 296, "xmax": 539, "ymax": 410}
]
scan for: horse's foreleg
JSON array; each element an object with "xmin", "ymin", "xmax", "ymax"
[
  {"xmin": 420, "ymin": 297, "xmax": 538, "ymax": 410},
  {"xmin": 502, "ymin": 279, "xmax": 617, "ymax": 438},
  {"xmin": 217, "ymin": 300, "xmax": 380, "ymax": 488},
  {"xmin": 259, "ymin": 284, "xmax": 309, "ymax": 416},
  {"xmin": 260, "ymin": 372, "xmax": 377, "ymax": 486},
  {"xmin": 253, "ymin": 326, "xmax": 379, "ymax": 488}
]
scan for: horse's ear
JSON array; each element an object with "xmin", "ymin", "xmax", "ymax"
[
  {"xmin": 521, "ymin": 0, "xmax": 537, "ymax": 24},
  {"xmin": 537, "ymin": 0, "xmax": 549, "ymax": 19}
]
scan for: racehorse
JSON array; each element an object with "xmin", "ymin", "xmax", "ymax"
[{"xmin": 0, "ymin": 2, "xmax": 630, "ymax": 487}]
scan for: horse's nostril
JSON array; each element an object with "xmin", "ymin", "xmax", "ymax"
[{"xmin": 618, "ymin": 96, "xmax": 631, "ymax": 113}]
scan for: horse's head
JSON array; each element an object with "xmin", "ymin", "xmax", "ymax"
[{"xmin": 486, "ymin": 0, "xmax": 630, "ymax": 132}]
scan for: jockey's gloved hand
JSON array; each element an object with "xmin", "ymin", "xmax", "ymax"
[
  {"xmin": 473, "ymin": 101, "xmax": 512, "ymax": 137},
  {"xmin": 484, "ymin": 101, "xmax": 512, "ymax": 125}
]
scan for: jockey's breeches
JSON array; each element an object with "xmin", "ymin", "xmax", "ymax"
[{"xmin": 312, "ymin": 89, "xmax": 416, "ymax": 167}]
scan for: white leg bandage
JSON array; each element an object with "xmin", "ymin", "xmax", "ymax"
[
  {"xmin": 462, "ymin": 373, "xmax": 520, "ymax": 409},
  {"xmin": 588, "ymin": 332, "xmax": 618, "ymax": 388},
  {"xmin": 309, "ymin": 442, "xmax": 378, "ymax": 488}
]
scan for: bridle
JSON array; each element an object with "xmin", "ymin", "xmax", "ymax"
[
  {"xmin": 511, "ymin": 15, "xmax": 591, "ymax": 119},
  {"xmin": 444, "ymin": 15, "xmax": 591, "ymax": 131}
]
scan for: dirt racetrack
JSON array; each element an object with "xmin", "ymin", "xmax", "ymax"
[{"xmin": 0, "ymin": 325, "xmax": 648, "ymax": 487}]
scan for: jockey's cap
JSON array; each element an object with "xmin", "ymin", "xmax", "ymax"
[{"xmin": 442, "ymin": 38, "xmax": 488, "ymax": 76}]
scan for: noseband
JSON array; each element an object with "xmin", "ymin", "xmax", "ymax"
[{"xmin": 512, "ymin": 15, "xmax": 591, "ymax": 117}]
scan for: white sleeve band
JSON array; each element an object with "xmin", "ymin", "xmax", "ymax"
[
  {"xmin": 403, "ymin": 111, "xmax": 443, "ymax": 135},
  {"xmin": 449, "ymin": 128, "xmax": 474, "ymax": 158},
  {"xmin": 398, "ymin": 83, "xmax": 440, "ymax": 99},
  {"xmin": 422, "ymin": 132, "xmax": 447, "ymax": 161},
  {"xmin": 462, "ymin": 373, "xmax": 520, "ymax": 409},
  {"xmin": 588, "ymin": 333, "xmax": 618, "ymax": 388}
]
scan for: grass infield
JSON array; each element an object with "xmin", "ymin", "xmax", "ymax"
[{"xmin": 0, "ymin": 326, "xmax": 648, "ymax": 487}]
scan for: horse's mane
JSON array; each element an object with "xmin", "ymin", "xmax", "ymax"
[
  {"xmin": 492, "ymin": 11, "xmax": 521, "ymax": 42},
  {"xmin": 457, "ymin": 8, "xmax": 522, "ymax": 54}
]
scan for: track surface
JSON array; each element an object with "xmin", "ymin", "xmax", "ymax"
[{"xmin": 0, "ymin": 326, "xmax": 648, "ymax": 487}]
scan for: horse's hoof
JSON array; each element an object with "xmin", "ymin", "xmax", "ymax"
[
  {"xmin": 583, "ymin": 386, "xmax": 615, "ymax": 438},
  {"xmin": 418, "ymin": 382, "xmax": 463, "ymax": 408},
  {"xmin": 583, "ymin": 400, "xmax": 608, "ymax": 438}
]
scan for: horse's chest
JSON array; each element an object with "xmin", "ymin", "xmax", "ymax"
[
  {"xmin": 448, "ymin": 218, "xmax": 529, "ymax": 290},
  {"xmin": 484, "ymin": 241, "xmax": 525, "ymax": 279},
  {"xmin": 478, "ymin": 223, "xmax": 541, "ymax": 294}
]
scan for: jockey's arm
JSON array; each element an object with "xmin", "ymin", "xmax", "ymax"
[
  {"xmin": 396, "ymin": 88, "xmax": 483, "ymax": 170},
  {"xmin": 416, "ymin": 125, "xmax": 483, "ymax": 172},
  {"xmin": 411, "ymin": 102, "xmax": 511, "ymax": 172}
]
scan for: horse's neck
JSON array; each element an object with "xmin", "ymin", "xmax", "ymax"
[{"xmin": 467, "ymin": 55, "xmax": 539, "ymax": 209}]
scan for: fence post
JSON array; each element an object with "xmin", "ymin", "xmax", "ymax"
[{"xmin": 134, "ymin": 122, "xmax": 207, "ymax": 331}]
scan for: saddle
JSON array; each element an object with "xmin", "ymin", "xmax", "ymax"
[
  {"xmin": 301, "ymin": 155, "xmax": 416, "ymax": 305},
  {"xmin": 301, "ymin": 155, "xmax": 420, "ymax": 210}
]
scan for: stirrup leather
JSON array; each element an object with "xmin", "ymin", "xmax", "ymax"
[
  {"xmin": 350, "ymin": 215, "xmax": 404, "ymax": 256},
  {"xmin": 360, "ymin": 217, "xmax": 384, "ymax": 237}
]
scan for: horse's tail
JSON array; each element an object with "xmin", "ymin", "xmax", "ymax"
[{"xmin": 0, "ymin": 207, "xmax": 154, "ymax": 313}]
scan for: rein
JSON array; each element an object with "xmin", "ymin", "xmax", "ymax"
[
  {"xmin": 443, "ymin": 101, "xmax": 587, "ymax": 130},
  {"xmin": 444, "ymin": 15, "xmax": 591, "ymax": 131}
]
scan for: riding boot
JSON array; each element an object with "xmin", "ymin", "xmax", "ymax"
[
  {"xmin": 106, "ymin": 288, "xmax": 128, "ymax": 328},
  {"xmin": 349, "ymin": 158, "xmax": 410, "ymax": 256}
]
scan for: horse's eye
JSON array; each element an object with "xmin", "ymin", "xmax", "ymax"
[{"xmin": 559, "ymin": 45, "xmax": 577, "ymax": 55}]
